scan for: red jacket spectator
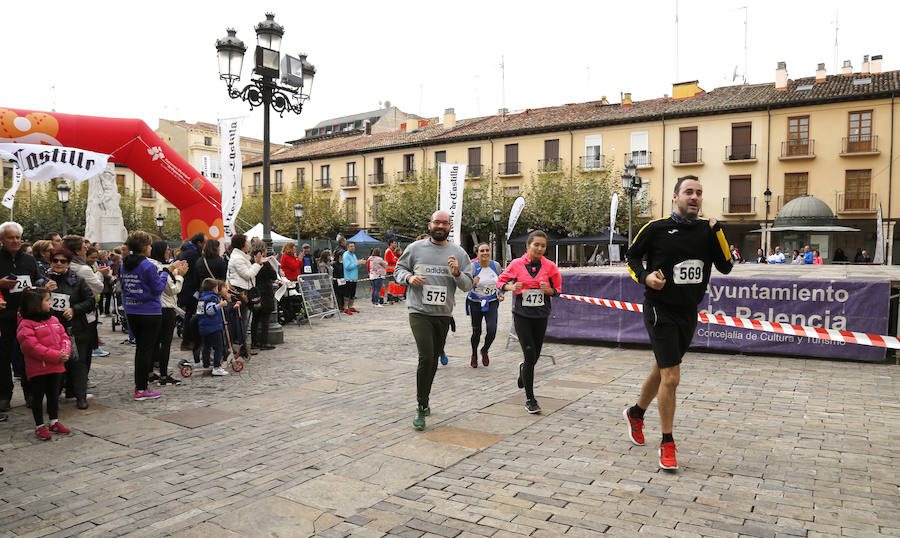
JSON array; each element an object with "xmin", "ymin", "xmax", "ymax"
[
  {"xmin": 17, "ymin": 314, "xmax": 70, "ymax": 380},
  {"xmin": 385, "ymin": 246, "xmax": 399, "ymax": 274},
  {"xmin": 281, "ymin": 253, "xmax": 301, "ymax": 280}
]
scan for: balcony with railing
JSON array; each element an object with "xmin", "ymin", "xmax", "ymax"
[
  {"xmin": 779, "ymin": 139, "xmax": 815, "ymax": 160},
  {"xmin": 396, "ymin": 170, "xmax": 417, "ymax": 184},
  {"xmin": 247, "ymin": 184, "xmax": 259, "ymax": 196},
  {"xmin": 315, "ymin": 178, "xmax": 331, "ymax": 190},
  {"xmin": 579, "ymin": 155, "xmax": 605, "ymax": 171},
  {"xmin": 672, "ymin": 147, "xmax": 703, "ymax": 166},
  {"xmin": 840, "ymin": 135, "xmax": 880, "ymax": 156},
  {"xmin": 466, "ymin": 164, "xmax": 484, "ymax": 179},
  {"xmin": 141, "ymin": 187, "xmax": 156, "ymax": 199},
  {"xmin": 367, "ymin": 172, "xmax": 386, "ymax": 187},
  {"xmin": 722, "ymin": 196, "xmax": 756, "ymax": 215},
  {"xmin": 776, "ymin": 193, "xmax": 805, "ymax": 212},
  {"xmin": 498, "ymin": 161, "xmax": 521, "ymax": 177},
  {"xmin": 538, "ymin": 158, "xmax": 563, "ymax": 173},
  {"xmin": 724, "ymin": 144, "xmax": 757, "ymax": 162},
  {"xmin": 340, "ymin": 176, "xmax": 359, "ymax": 189},
  {"xmin": 625, "ymin": 152, "xmax": 652, "ymax": 168},
  {"xmin": 837, "ymin": 192, "xmax": 877, "ymax": 213}
]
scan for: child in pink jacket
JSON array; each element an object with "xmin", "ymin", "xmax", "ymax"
[{"xmin": 17, "ymin": 287, "xmax": 72, "ymax": 440}]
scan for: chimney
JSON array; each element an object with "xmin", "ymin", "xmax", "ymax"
[
  {"xmin": 364, "ymin": 120, "xmax": 372, "ymax": 136},
  {"xmin": 775, "ymin": 61, "xmax": 788, "ymax": 90},
  {"xmin": 442, "ymin": 108, "xmax": 456, "ymax": 129},
  {"xmin": 816, "ymin": 63, "xmax": 826, "ymax": 82},
  {"xmin": 600, "ymin": 95, "xmax": 608, "ymax": 105},
  {"xmin": 405, "ymin": 117, "xmax": 417, "ymax": 133},
  {"xmin": 862, "ymin": 55, "xmax": 870, "ymax": 74},
  {"xmin": 842, "ymin": 60, "xmax": 852, "ymax": 75},
  {"xmin": 672, "ymin": 80, "xmax": 704, "ymax": 99},
  {"xmin": 871, "ymin": 55, "xmax": 883, "ymax": 74},
  {"xmin": 622, "ymin": 92, "xmax": 633, "ymax": 108},
  {"xmin": 498, "ymin": 107, "xmax": 508, "ymax": 116}
]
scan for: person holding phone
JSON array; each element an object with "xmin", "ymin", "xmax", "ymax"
[{"xmin": 0, "ymin": 221, "xmax": 40, "ymax": 412}]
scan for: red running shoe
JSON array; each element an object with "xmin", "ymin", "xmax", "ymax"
[
  {"xmin": 344, "ymin": 309, "xmax": 353, "ymax": 315},
  {"xmin": 659, "ymin": 441, "xmax": 678, "ymax": 470},
  {"xmin": 49, "ymin": 421, "xmax": 71, "ymax": 435},
  {"xmin": 35, "ymin": 424, "xmax": 51, "ymax": 440},
  {"xmin": 623, "ymin": 408, "xmax": 644, "ymax": 446},
  {"xmin": 350, "ymin": 307, "xmax": 360, "ymax": 313},
  {"xmin": 481, "ymin": 348, "xmax": 490, "ymax": 367},
  {"xmin": 470, "ymin": 354, "xmax": 477, "ymax": 368}
]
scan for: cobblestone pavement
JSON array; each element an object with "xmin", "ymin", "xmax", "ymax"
[{"xmin": 1, "ymin": 292, "xmax": 898, "ymax": 537}]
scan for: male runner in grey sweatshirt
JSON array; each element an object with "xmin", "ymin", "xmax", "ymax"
[{"xmin": 394, "ymin": 210, "xmax": 474, "ymax": 430}]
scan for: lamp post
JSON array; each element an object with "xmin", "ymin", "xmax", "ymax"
[
  {"xmin": 763, "ymin": 187, "xmax": 772, "ymax": 254},
  {"xmin": 216, "ymin": 14, "xmax": 315, "ymax": 249},
  {"xmin": 156, "ymin": 213, "xmax": 165, "ymax": 239},
  {"xmin": 56, "ymin": 181, "xmax": 71, "ymax": 236},
  {"xmin": 620, "ymin": 160, "xmax": 642, "ymax": 246},
  {"xmin": 492, "ymin": 208, "xmax": 502, "ymax": 262},
  {"xmin": 293, "ymin": 202, "xmax": 304, "ymax": 244}
]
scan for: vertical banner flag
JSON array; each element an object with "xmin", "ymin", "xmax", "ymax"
[
  {"xmin": 218, "ymin": 117, "xmax": 244, "ymax": 242},
  {"xmin": 1, "ymin": 163, "xmax": 24, "ymax": 209},
  {"xmin": 506, "ymin": 196, "xmax": 525, "ymax": 239},
  {"xmin": 609, "ymin": 192, "xmax": 619, "ymax": 260},
  {"xmin": 438, "ymin": 162, "xmax": 466, "ymax": 244},
  {"xmin": 874, "ymin": 204, "xmax": 885, "ymax": 264}
]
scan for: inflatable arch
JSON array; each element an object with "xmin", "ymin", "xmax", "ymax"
[{"xmin": 0, "ymin": 107, "xmax": 223, "ymax": 240}]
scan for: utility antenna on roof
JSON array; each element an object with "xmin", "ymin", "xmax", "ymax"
[
  {"xmin": 586, "ymin": 65, "xmax": 591, "ymax": 99},
  {"xmin": 832, "ymin": 10, "xmax": 839, "ymax": 73},
  {"xmin": 736, "ymin": 5, "xmax": 748, "ymax": 84},
  {"xmin": 500, "ymin": 55, "xmax": 506, "ymax": 122},
  {"xmin": 418, "ymin": 84, "xmax": 423, "ymax": 116},
  {"xmin": 474, "ymin": 74, "xmax": 481, "ymax": 116}
]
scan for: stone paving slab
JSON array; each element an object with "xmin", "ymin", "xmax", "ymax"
[
  {"xmin": 157, "ymin": 406, "xmax": 240, "ymax": 428},
  {"xmin": 0, "ymin": 291, "xmax": 897, "ymax": 537}
]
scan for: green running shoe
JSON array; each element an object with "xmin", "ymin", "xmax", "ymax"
[{"xmin": 413, "ymin": 406, "xmax": 427, "ymax": 430}]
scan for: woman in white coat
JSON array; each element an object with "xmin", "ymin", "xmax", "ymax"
[{"xmin": 226, "ymin": 234, "xmax": 265, "ymax": 347}]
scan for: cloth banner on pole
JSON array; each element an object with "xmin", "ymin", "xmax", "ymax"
[
  {"xmin": 0, "ymin": 143, "xmax": 109, "ymax": 183},
  {"xmin": 506, "ymin": 196, "xmax": 525, "ymax": 240},
  {"xmin": 218, "ymin": 117, "xmax": 244, "ymax": 243},
  {"xmin": 438, "ymin": 162, "xmax": 466, "ymax": 245},
  {"xmin": 874, "ymin": 204, "xmax": 885, "ymax": 264},
  {"xmin": 1, "ymin": 163, "xmax": 24, "ymax": 209},
  {"xmin": 609, "ymin": 192, "xmax": 619, "ymax": 260}
]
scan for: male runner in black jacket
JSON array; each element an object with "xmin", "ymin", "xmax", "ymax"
[{"xmin": 624, "ymin": 175, "xmax": 733, "ymax": 470}]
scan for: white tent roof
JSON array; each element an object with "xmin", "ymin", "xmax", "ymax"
[{"xmin": 241, "ymin": 223, "xmax": 293, "ymax": 243}]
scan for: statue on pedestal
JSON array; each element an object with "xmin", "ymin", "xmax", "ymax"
[{"xmin": 84, "ymin": 164, "xmax": 127, "ymax": 244}]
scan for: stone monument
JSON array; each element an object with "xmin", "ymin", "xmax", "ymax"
[{"xmin": 84, "ymin": 164, "xmax": 127, "ymax": 244}]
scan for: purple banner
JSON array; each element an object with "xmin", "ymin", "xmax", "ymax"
[{"xmin": 547, "ymin": 272, "xmax": 889, "ymax": 361}]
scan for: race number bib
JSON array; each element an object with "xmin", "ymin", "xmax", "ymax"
[
  {"xmin": 10, "ymin": 275, "xmax": 31, "ymax": 294},
  {"xmin": 337, "ymin": 278, "xmax": 346, "ymax": 286},
  {"xmin": 422, "ymin": 285, "xmax": 448, "ymax": 306},
  {"xmin": 522, "ymin": 289, "xmax": 545, "ymax": 307},
  {"xmin": 50, "ymin": 292, "xmax": 70, "ymax": 311},
  {"xmin": 303, "ymin": 265, "xmax": 312, "ymax": 273},
  {"xmin": 479, "ymin": 286, "xmax": 497, "ymax": 297},
  {"xmin": 673, "ymin": 259, "xmax": 704, "ymax": 284},
  {"xmin": 196, "ymin": 302, "xmax": 205, "ymax": 315}
]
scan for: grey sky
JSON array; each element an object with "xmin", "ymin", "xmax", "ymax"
[{"xmin": 4, "ymin": 0, "xmax": 898, "ymax": 144}]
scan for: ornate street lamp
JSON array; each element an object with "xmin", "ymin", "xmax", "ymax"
[
  {"xmin": 763, "ymin": 186, "xmax": 772, "ymax": 254},
  {"xmin": 492, "ymin": 208, "xmax": 502, "ymax": 263},
  {"xmin": 216, "ymin": 13, "xmax": 315, "ymax": 248},
  {"xmin": 56, "ymin": 181, "xmax": 71, "ymax": 236},
  {"xmin": 156, "ymin": 213, "xmax": 165, "ymax": 238},
  {"xmin": 620, "ymin": 160, "xmax": 642, "ymax": 246},
  {"xmin": 294, "ymin": 202, "xmax": 304, "ymax": 244}
]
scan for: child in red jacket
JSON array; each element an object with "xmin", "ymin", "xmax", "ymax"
[{"xmin": 16, "ymin": 287, "xmax": 72, "ymax": 440}]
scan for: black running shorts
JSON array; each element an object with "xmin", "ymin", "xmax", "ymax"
[{"xmin": 643, "ymin": 303, "xmax": 697, "ymax": 369}]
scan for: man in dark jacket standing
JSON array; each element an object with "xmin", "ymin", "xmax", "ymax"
[
  {"xmin": 0, "ymin": 222, "xmax": 40, "ymax": 412},
  {"xmin": 177, "ymin": 233, "xmax": 205, "ymax": 350}
]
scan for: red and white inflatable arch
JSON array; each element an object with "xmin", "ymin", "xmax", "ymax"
[{"xmin": 0, "ymin": 107, "xmax": 223, "ymax": 240}]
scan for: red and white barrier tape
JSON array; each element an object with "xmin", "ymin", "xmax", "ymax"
[{"xmin": 558, "ymin": 293, "xmax": 900, "ymax": 350}]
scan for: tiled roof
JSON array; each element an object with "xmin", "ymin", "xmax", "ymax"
[{"xmin": 245, "ymin": 70, "xmax": 900, "ymax": 166}]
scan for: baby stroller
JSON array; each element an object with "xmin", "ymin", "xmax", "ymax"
[{"xmin": 110, "ymin": 285, "xmax": 130, "ymax": 335}]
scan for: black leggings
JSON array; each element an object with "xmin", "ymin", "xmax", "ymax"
[
  {"xmin": 468, "ymin": 299, "xmax": 499, "ymax": 355},
  {"xmin": 154, "ymin": 308, "xmax": 177, "ymax": 377},
  {"xmin": 250, "ymin": 310, "xmax": 271, "ymax": 347},
  {"xmin": 513, "ymin": 314, "xmax": 549, "ymax": 401},
  {"xmin": 30, "ymin": 373, "xmax": 62, "ymax": 426},
  {"xmin": 128, "ymin": 314, "xmax": 161, "ymax": 391}
]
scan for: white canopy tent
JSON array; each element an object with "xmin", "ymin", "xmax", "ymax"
[{"xmin": 241, "ymin": 223, "xmax": 293, "ymax": 243}]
